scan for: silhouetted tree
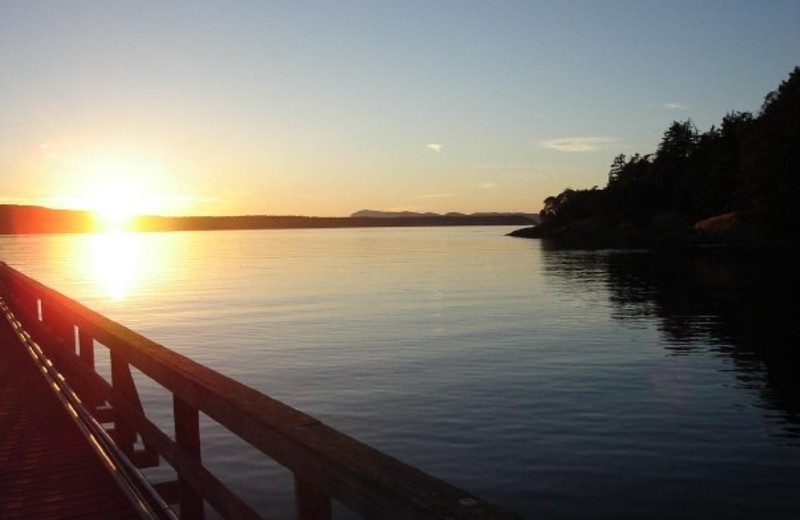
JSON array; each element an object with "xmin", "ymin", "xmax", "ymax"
[
  {"xmin": 651, "ymin": 120, "xmax": 699, "ymax": 212},
  {"xmin": 691, "ymin": 111, "xmax": 753, "ymax": 218},
  {"xmin": 536, "ymin": 67, "xmax": 799, "ymax": 242},
  {"xmin": 540, "ymin": 187, "xmax": 607, "ymax": 225},
  {"xmin": 741, "ymin": 66, "xmax": 800, "ymax": 234},
  {"xmin": 606, "ymin": 153, "xmax": 655, "ymax": 218}
]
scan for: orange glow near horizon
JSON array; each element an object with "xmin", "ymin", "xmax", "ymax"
[
  {"xmin": 85, "ymin": 180, "xmax": 149, "ymax": 231},
  {"xmin": 69, "ymin": 156, "xmax": 175, "ymax": 230}
]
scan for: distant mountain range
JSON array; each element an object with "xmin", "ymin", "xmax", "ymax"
[
  {"xmin": 0, "ymin": 204, "xmax": 538, "ymax": 235},
  {"xmin": 351, "ymin": 209, "xmax": 540, "ymax": 221}
]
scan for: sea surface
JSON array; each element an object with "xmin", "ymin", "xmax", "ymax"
[{"xmin": 1, "ymin": 226, "xmax": 798, "ymax": 519}]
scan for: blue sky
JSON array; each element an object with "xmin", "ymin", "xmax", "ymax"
[{"xmin": 1, "ymin": 1, "xmax": 797, "ymax": 216}]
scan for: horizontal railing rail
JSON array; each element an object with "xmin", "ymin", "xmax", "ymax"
[
  {"xmin": 0, "ymin": 262, "xmax": 519, "ymax": 520},
  {"xmin": 0, "ymin": 299, "xmax": 177, "ymax": 520}
]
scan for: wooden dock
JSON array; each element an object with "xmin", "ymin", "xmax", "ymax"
[
  {"xmin": 0, "ymin": 262, "xmax": 520, "ymax": 520},
  {"xmin": 0, "ymin": 316, "xmax": 145, "ymax": 519}
]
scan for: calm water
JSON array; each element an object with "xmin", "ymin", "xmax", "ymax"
[{"xmin": 1, "ymin": 227, "xmax": 798, "ymax": 519}]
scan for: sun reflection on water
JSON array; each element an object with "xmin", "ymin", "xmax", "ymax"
[
  {"xmin": 85, "ymin": 231, "xmax": 181, "ymax": 300},
  {"xmin": 88, "ymin": 231, "xmax": 145, "ymax": 299}
]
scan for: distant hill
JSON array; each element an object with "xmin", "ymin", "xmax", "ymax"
[
  {"xmin": 0, "ymin": 204, "xmax": 538, "ymax": 235},
  {"xmin": 0, "ymin": 205, "xmax": 98, "ymax": 234},
  {"xmin": 352, "ymin": 209, "xmax": 540, "ymax": 222},
  {"xmin": 351, "ymin": 210, "xmax": 440, "ymax": 218}
]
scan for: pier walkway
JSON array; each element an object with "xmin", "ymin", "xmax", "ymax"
[{"xmin": 0, "ymin": 314, "xmax": 142, "ymax": 519}]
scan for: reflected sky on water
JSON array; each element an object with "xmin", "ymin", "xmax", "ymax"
[
  {"xmin": 541, "ymin": 245, "xmax": 800, "ymax": 443},
  {"xmin": 1, "ymin": 229, "xmax": 799, "ymax": 519}
]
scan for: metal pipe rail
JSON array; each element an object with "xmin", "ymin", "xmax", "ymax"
[
  {"xmin": 0, "ymin": 297, "xmax": 176, "ymax": 520},
  {"xmin": 0, "ymin": 262, "xmax": 520, "ymax": 520}
]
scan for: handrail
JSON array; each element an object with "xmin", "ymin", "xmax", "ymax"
[
  {"xmin": 0, "ymin": 298, "xmax": 177, "ymax": 520},
  {"xmin": 0, "ymin": 262, "xmax": 520, "ymax": 520}
]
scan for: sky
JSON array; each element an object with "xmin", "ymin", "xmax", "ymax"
[{"xmin": 1, "ymin": 1, "xmax": 798, "ymax": 217}]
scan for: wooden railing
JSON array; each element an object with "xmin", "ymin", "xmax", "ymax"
[{"xmin": 0, "ymin": 262, "xmax": 519, "ymax": 520}]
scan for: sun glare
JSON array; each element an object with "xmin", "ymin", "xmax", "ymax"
[
  {"xmin": 84, "ymin": 231, "xmax": 180, "ymax": 300},
  {"xmin": 83, "ymin": 174, "xmax": 160, "ymax": 231},
  {"xmin": 89, "ymin": 231, "xmax": 141, "ymax": 299},
  {"xmin": 67, "ymin": 155, "xmax": 174, "ymax": 231}
]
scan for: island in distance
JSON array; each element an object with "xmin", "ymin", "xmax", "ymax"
[
  {"xmin": 351, "ymin": 209, "xmax": 539, "ymax": 220},
  {"xmin": 0, "ymin": 205, "xmax": 538, "ymax": 235}
]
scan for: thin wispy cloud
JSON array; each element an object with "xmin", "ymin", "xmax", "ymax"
[
  {"xmin": 663, "ymin": 102, "xmax": 689, "ymax": 110},
  {"xmin": 475, "ymin": 182, "xmax": 496, "ymax": 189},
  {"xmin": 541, "ymin": 137, "xmax": 617, "ymax": 152},
  {"xmin": 426, "ymin": 143, "xmax": 443, "ymax": 153},
  {"xmin": 39, "ymin": 142, "xmax": 68, "ymax": 161}
]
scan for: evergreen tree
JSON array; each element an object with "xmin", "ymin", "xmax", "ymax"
[
  {"xmin": 537, "ymin": 67, "xmax": 798, "ymax": 242},
  {"xmin": 741, "ymin": 67, "xmax": 800, "ymax": 233}
]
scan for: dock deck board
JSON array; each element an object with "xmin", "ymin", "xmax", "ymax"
[{"xmin": 0, "ymin": 318, "xmax": 142, "ymax": 520}]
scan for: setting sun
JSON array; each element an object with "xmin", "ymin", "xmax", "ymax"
[
  {"xmin": 86, "ymin": 181, "xmax": 146, "ymax": 231},
  {"xmin": 65, "ymin": 155, "xmax": 175, "ymax": 231}
]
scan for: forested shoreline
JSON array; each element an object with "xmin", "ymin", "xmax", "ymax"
[
  {"xmin": 511, "ymin": 67, "xmax": 799, "ymax": 249},
  {"xmin": 0, "ymin": 205, "xmax": 533, "ymax": 235}
]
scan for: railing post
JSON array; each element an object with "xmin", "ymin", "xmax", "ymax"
[
  {"xmin": 174, "ymin": 395, "xmax": 204, "ymax": 520},
  {"xmin": 110, "ymin": 352, "xmax": 142, "ymax": 456},
  {"xmin": 39, "ymin": 299, "xmax": 75, "ymax": 354},
  {"xmin": 55, "ymin": 315, "xmax": 77, "ymax": 355},
  {"xmin": 78, "ymin": 328, "xmax": 95, "ymax": 370},
  {"xmin": 294, "ymin": 476, "xmax": 332, "ymax": 520},
  {"xmin": 76, "ymin": 328, "xmax": 105, "ymax": 409}
]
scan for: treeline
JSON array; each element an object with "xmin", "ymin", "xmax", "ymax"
[
  {"xmin": 0, "ymin": 205, "xmax": 98, "ymax": 234},
  {"xmin": 538, "ymin": 67, "xmax": 799, "ymax": 241},
  {"xmin": 132, "ymin": 213, "xmax": 534, "ymax": 232},
  {"xmin": 0, "ymin": 205, "xmax": 534, "ymax": 235}
]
